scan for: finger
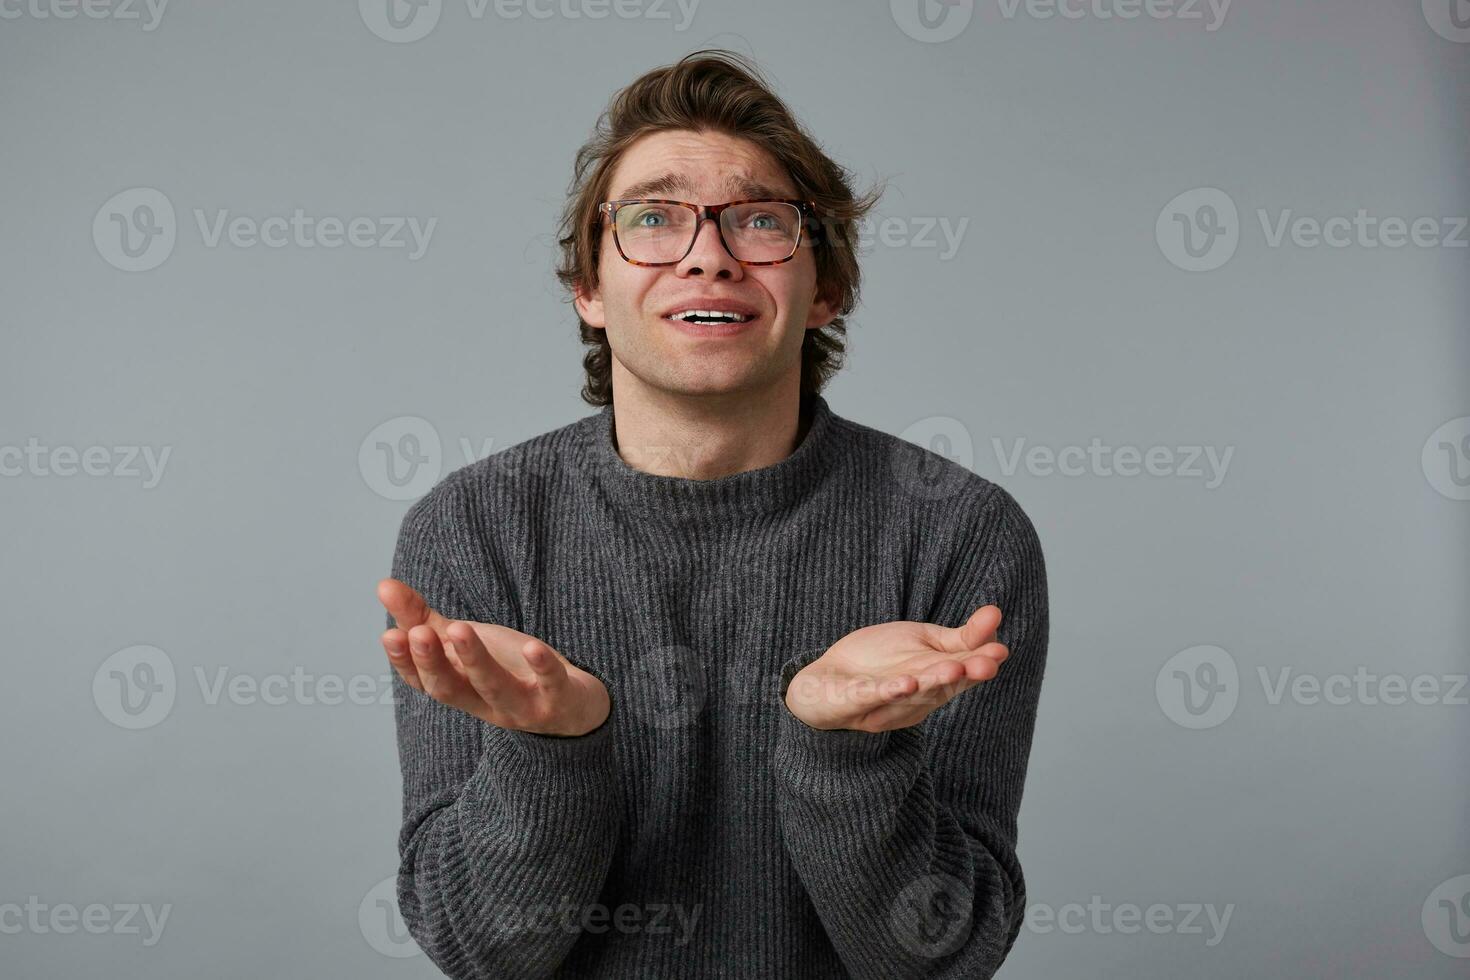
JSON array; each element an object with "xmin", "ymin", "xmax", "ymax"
[
  {"xmin": 923, "ymin": 604, "xmax": 1001, "ymax": 655},
  {"xmin": 860, "ymin": 668, "xmax": 977, "ymax": 731},
  {"xmin": 826, "ymin": 671, "xmax": 918, "ymax": 719},
  {"xmin": 852, "ymin": 673, "xmax": 956, "ymax": 729},
  {"xmin": 407, "ymin": 624, "xmax": 480, "ymax": 712},
  {"xmin": 445, "ymin": 621, "xmax": 525, "ymax": 712},
  {"xmin": 961, "ymin": 643, "xmax": 1009, "ymax": 682},
  {"xmin": 863, "ymin": 672, "xmax": 919, "ymax": 707},
  {"xmin": 381, "ymin": 628, "xmax": 424, "ymax": 691},
  {"xmin": 519, "ymin": 637, "xmax": 568, "ymax": 689},
  {"xmin": 958, "ymin": 605, "xmax": 1002, "ymax": 651},
  {"xmin": 910, "ymin": 660, "xmax": 974, "ymax": 706},
  {"xmin": 855, "ymin": 698, "xmax": 926, "ymax": 732},
  {"xmin": 378, "ymin": 578, "xmax": 453, "ymax": 634},
  {"xmin": 906, "ymin": 645, "xmax": 1007, "ymax": 707}
]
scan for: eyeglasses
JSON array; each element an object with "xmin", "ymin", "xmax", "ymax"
[{"xmin": 598, "ymin": 198, "xmax": 817, "ymax": 267}]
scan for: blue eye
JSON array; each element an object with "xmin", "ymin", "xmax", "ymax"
[{"xmin": 623, "ymin": 205, "xmax": 673, "ymax": 229}]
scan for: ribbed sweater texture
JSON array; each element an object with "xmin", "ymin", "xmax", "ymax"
[{"xmin": 385, "ymin": 393, "xmax": 1049, "ymax": 979}]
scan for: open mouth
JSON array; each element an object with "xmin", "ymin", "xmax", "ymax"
[{"xmin": 663, "ymin": 309, "xmax": 756, "ymax": 325}]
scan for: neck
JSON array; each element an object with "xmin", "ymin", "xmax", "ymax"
[
  {"xmin": 607, "ymin": 377, "xmax": 809, "ymax": 482},
  {"xmin": 579, "ymin": 381, "xmax": 837, "ymax": 522}
]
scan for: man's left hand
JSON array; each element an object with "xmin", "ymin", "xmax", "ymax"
[{"xmin": 784, "ymin": 605, "xmax": 1009, "ymax": 733}]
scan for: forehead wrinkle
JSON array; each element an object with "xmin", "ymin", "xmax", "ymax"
[
  {"xmin": 613, "ymin": 172, "xmax": 690, "ymax": 201},
  {"xmin": 723, "ymin": 174, "xmax": 791, "ymax": 200},
  {"xmin": 612, "ymin": 170, "xmax": 792, "ymax": 202}
]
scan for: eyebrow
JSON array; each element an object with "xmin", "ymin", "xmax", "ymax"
[{"xmin": 611, "ymin": 172, "xmax": 793, "ymax": 202}]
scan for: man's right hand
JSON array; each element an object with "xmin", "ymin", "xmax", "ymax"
[{"xmin": 377, "ymin": 578, "xmax": 611, "ymax": 737}]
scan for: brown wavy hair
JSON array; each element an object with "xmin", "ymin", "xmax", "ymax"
[{"xmin": 555, "ymin": 49, "xmax": 883, "ymax": 407}]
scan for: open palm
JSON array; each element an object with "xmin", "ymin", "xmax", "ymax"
[
  {"xmin": 377, "ymin": 578, "xmax": 610, "ymax": 737},
  {"xmin": 785, "ymin": 605, "xmax": 1009, "ymax": 733}
]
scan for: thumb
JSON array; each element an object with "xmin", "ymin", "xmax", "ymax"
[
  {"xmin": 947, "ymin": 604, "xmax": 1001, "ymax": 653},
  {"xmin": 377, "ymin": 578, "xmax": 451, "ymax": 633}
]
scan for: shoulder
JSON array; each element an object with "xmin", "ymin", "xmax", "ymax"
[
  {"xmin": 393, "ymin": 410, "xmax": 592, "ymax": 546},
  {"xmin": 827, "ymin": 409, "xmax": 1041, "ymax": 548}
]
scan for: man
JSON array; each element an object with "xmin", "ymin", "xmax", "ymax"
[{"xmin": 377, "ymin": 49, "xmax": 1048, "ymax": 979}]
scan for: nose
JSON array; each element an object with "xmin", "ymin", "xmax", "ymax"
[{"xmin": 675, "ymin": 214, "xmax": 743, "ymax": 281}]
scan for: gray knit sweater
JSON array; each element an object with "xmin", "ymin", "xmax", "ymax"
[{"xmin": 385, "ymin": 392, "xmax": 1049, "ymax": 979}]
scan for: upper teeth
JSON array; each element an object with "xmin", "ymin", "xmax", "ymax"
[{"xmin": 669, "ymin": 309, "xmax": 751, "ymax": 322}]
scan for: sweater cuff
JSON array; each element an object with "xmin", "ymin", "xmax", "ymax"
[
  {"xmin": 480, "ymin": 700, "xmax": 618, "ymax": 785},
  {"xmin": 776, "ymin": 651, "xmax": 894, "ymax": 764}
]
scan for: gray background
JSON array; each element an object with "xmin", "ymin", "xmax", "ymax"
[{"xmin": 2, "ymin": 0, "xmax": 1467, "ymax": 977}]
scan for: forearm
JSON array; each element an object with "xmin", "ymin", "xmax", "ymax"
[
  {"xmin": 772, "ymin": 483, "xmax": 1048, "ymax": 979},
  {"xmin": 772, "ymin": 683, "xmax": 1023, "ymax": 980},
  {"xmin": 396, "ymin": 682, "xmax": 623, "ymax": 980}
]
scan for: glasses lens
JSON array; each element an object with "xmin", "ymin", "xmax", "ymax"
[
  {"xmin": 721, "ymin": 202, "xmax": 801, "ymax": 262},
  {"xmin": 614, "ymin": 202, "xmax": 696, "ymax": 263},
  {"xmin": 611, "ymin": 201, "xmax": 804, "ymax": 264}
]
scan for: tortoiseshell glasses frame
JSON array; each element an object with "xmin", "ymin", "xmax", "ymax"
[{"xmin": 597, "ymin": 198, "xmax": 819, "ymax": 267}]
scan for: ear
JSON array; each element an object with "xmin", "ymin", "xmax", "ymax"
[
  {"xmin": 805, "ymin": 283, "xmax": 837, "ymax": 330},
  {"xmin": 574, "ymin": 280, "xmax": 606, "ymax": 329}
]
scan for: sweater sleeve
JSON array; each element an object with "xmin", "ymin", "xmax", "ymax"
[
  {"xmin": 387, "ymin": 482, "xmax": 623, "ymax": 980},
  {"xmin": 772, "ymin": 484, "xmax": 1048, "ymax": 980}
]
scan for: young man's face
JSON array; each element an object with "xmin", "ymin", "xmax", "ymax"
[{"xmin": 575, "ymin": 128, "xmax": 835, "ymax": 400}]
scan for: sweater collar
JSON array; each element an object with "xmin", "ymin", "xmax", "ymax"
[{"xmin": 578, "ymin": 392, "xmax": 841, "ymax": 520}]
